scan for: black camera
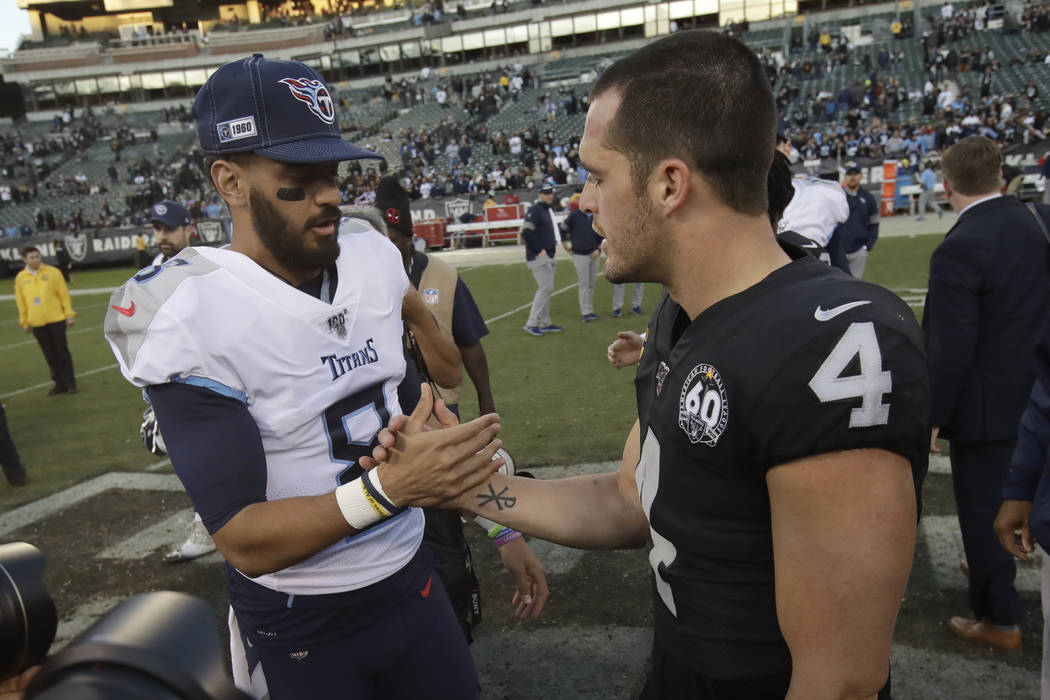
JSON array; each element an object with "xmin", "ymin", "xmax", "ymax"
[{"xmin": 0, "ymin": 542, "xmax": 248, "ymax": 700}]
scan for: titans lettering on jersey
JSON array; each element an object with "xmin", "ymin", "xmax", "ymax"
[
  {"xmin": 104, "ymin": 218, "xmax": 425, "ymax": 595},
  {"xmin": 633, "ymin": 246, "xmax": 928, "ymax": 680},
  {"xmin": 321, "ymin": 339, "xmax": 379, "ymax": 380}
]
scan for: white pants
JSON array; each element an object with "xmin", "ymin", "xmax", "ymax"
[
  {"xmin": 572, "ymin": 253, "xmax": 599, "ymax": 316},
  {"xmin": 526, "ymin": 256, "xmax": 556, "ymax": 327},
  {"xmin": 917, "ymin": 190, "xmax": 942, "ymax": 218},
  {"xmin": 613, "ymin": 282, "xmax": 644, "ymax": 312},
  {"xmin": 846, "ymin": 247, "xmax": 869, "ymax": 279}
]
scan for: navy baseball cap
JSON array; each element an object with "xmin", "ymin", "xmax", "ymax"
[
  {"xmin": 538, "ymin": 183, "xmax": 554, "ymax": 194},
  {"xmin": 150, "ymin": 200, "xmax": 191, "ymax": 227},
  {"xmin": 844, "ymin": 161, "xmax": 862, "ymax": 174},
  {"xmin": 193, "ymin": 54, "xmax": 380, "ymax": 164}
]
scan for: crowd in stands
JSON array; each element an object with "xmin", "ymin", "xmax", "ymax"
[
  {"xmin": 11, "ymin": 1, "xmax": 1050, "ymax": 236},
  {"xmin": 772, "ymin": 2, "xmax": 1050, "ymax": 167}
]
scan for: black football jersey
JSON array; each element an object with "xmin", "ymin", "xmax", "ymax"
[{"xmin": 634, "ymin": 244, "xmax": 928, "ymax": 680}]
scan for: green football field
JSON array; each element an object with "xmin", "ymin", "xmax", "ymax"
[{"xmin": 0, "ymin": 232, "xmax": 943, "ymax": 513}]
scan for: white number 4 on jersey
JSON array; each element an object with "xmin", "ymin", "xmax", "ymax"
[{"xmin": 808, "ymin": 321, "xmax": 892, "ymax": 428}]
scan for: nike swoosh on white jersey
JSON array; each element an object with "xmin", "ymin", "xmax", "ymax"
[{"xmin": 814, "ymin": 300, "xmax": 872, "ymax": 322}]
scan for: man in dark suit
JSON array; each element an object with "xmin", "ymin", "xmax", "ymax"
[{"xmin": 924, "ymin": 136, "xmax": 1050, "ymax": 651}]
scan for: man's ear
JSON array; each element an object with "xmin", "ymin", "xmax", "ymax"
[
  {"xmin": 653, "ymin": 158, "xmax": 691, "ymax": 218},
  {"xmin": 211, "ymin": 159, "xmax": 250, "ymax": 208}
]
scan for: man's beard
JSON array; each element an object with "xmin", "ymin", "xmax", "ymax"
[
  {"xmin": 603, "ymin": 192, "xmax": 659, "ymax": 285},
  {"xmin": 249, "ymin": 188, "xmax": 342, "ymax": 271}
]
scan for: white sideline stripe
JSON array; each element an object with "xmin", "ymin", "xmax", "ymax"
[
  {"xmin": 929, "ymin": 454, "xmax": 950, "ymax": 475},
  {"xmin": 97, "ymin": 508, "xmax": 194, "ymax": 560},
  {"xmin": 0, "ymin": 323, "xmax": 102, "ymax": 351},
  {"xmin": 0, "ymin": 287, "xmax": 116, "ymax": 302},
  {"xmin": 919, "ymin": 514, "xmax": 1042, "ymax": 594},
  {"xmin": 0, "ymin": 471, "xmax": 183, "ymax": 536},
  {"xmin": 0, "ymin": 362, "xmax": 119, "ymax": 399},
  {"xmin": 483, "ymin": 273, "xmax": 602, "ymax": 325},
  {"xmin": 146, "ymin": 457, "xmax": 172, "ymax": 472}
]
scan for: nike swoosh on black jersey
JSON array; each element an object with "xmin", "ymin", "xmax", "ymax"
[{"xmin": 813, "ymin": 300, "xmax": 872, "ymax": 322}]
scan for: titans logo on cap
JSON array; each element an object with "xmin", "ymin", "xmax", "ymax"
[
  {"xmin": 153, "ymin": 204, "xmax": 167, "ymax": 216},
  {"xmin": 278, "ymin": 77, "xmax": 336, "ymax": 125}
]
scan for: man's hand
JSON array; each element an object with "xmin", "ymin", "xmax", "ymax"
[
  {"xmin": 65, "ymin": 317, "xmax": 75, "ymax": 327},
  {"xmin": 930, "ymin": 426, "xmax": 942, "ymax": 454},
  {"xmin": 22, "ymin": 325, "xmax": 30, "ymax": 334},
  {"xmin": 401, "ymin": 286, "xmax": 429, "ymax": 327},
  {"xmin": 589, "ymin": 250, "xmax": 600, "ymax": 261},
  {"xmin": 371, "ymin": 384, "xmax": 505, "ymax": 508},
  {"xmin": 0, "ymin": 665, "xmax": 39, "ymax": 699},
  {"xmin": 994, "ymin": 499, "xmax": 1035, "ymax": 561},
  {"xmin": 497, "ymin": 536, "xmax": 549, "ymax": 620},
  {"xmin": 607, "ymin": 331, "xmax": 644, "ymax": 369},
  {"xmin": 537, "ymin": 250, "xmax": 548, "ymax": 259},
  {"xmin": 562, "ymin": 242, "xmax": 572, "ymax": 253}
]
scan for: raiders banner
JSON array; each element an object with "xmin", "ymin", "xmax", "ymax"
[{"xmin": 0, "ymin": 220, "xmax": 230, "ymax": 272}]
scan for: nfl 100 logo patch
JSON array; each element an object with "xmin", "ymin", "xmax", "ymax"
[
  {"xmin": 423, "ymin": 288, "xmax": 439, "ymax": 304},
  {"xmin": 678, "ymin": 363, "xmax": 729, "ymax": 446}
]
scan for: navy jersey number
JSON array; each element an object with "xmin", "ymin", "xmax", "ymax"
[{"xmin": 322, "ymin": 383, "xmax": 391, "ymax": 486}]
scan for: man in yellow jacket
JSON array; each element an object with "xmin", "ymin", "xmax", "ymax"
[{"xmin": 14, "ymin": 245, "xmax": 77, "ymax": 395}]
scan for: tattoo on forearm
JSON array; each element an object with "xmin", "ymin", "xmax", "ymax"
[{"xmin": 476, "ymin": 484, "xmax": 516, "ymax": 511}]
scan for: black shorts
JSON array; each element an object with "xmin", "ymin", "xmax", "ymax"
[{"xmin": 639, "ymin": 635, "xmax": 892, "ymax": 700}]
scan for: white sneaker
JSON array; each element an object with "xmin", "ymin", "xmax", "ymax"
[{"xmin": 163, "ymin": 518, "xmax": 216, "ymax": 563}]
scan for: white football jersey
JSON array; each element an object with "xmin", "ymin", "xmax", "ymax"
[
  {"xmin": 105, "ymin": 218, "xmax": 423, "ymax": 595},
  {"xmin": 778, "ymin": 175, "xmax": 850, "ymax": 248}
]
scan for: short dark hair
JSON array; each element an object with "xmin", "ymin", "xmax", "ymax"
[
  {"xmin": 941, "ymin": 136, "xmax": 1002, "ymax": 196},
  {"xmin": 590, "ymin": 31, "xmax": 775, "ymax": 216},
  {"xmin": 21, "ymin": 245, "xmax": 39, "ymax": 257},
  {"xmin": 767, "ymin": 150, "xmax": 795, "ymax": 227}
]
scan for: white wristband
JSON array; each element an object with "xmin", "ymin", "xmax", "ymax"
[{"xmin": 335, "ymin": 477, "xmax": 387, "ymax": 530}]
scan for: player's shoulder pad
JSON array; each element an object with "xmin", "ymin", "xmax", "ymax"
[
  {"xmin": 339, "ymin": 211, "xmax": 388, "ymax": 237},
  {"xmin": 339, "ymin": 208, "xmax": 388, "ymax": 237},
  {"xmin": 104, "ymin": 248, "xmax": 221, "ymax": 371},
  {"xmin": 338, "ymin": 213, "xmax": 403, "ymax": 258},
  {"xmin": 794, "ymin": 273, "xmax": 921, "ymax": 342}
]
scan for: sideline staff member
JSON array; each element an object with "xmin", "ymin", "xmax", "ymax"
[
  {"xmin": 14, "ymin": 245, "xmax": 77, "ymax": 395},
  {"xmin": 520, "ymin": 183, "xmax": 564, "ymax": 336},
  {"xmin": 924, "ymin": 136, "xmax": 1050, "ymax": 651},
  {"xmin": 375, "ymin": 30, "xmax": 928, "ymax": 700}
]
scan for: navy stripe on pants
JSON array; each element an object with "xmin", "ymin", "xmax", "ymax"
[{"xmin": 950, "ymin": 440, "xmax": 1022, "ymax": 626}]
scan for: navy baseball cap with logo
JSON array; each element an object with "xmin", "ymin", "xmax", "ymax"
[
  {"xmin": 193, "ymin": 54, "xmax": 380, "ymax": 164},
  {"xmin": 538, "ymin": 183, "xmax": 554, "ymax": 195},
  {"xmin": 150, "ymin": 200, "xmax": 191, "ymax": 227},
  {"xmin": 844, "ymin": 161, "xmax": 862, "ymax": 175}
]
